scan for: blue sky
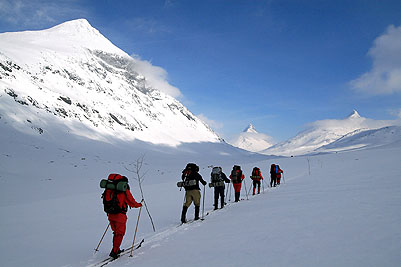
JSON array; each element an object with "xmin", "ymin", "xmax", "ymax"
[{"xmin": 1, "ymin": 0, "xmax": 400, "ymax": 142}]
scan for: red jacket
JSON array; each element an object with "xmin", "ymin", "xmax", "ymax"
[
  {"xmin": 107, "ymin": 189, "xmax": 142, "ymax": 223},
  {"xmin": 105, "ymin": 173, "xmax": 142, "ymax": 224},
  {"xmin": 230, "ymin": 171, "xmax": 244, "ymax": 193},
  {"xmin": 229, "ymin": 172, "xmax": 245, "ymax": 183},
  {"xmin": 276, "ymin": 168, "xmax": 283, "ymax": 179}
]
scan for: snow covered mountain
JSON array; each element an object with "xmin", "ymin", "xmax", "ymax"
[
  {"xmin": 0, "ymin": 19, "xmax": 220, "ymax": 146},
  {"xmin": 261, "ymin": 110, "xmax": 395, "ymax": 156},
  {"xmin": 316, "ymin": 125, "xmax": 401, "ymax": 152},
  {"xmin": 230, "ymin": 123, "xmax": 275, "ymax": 152}
]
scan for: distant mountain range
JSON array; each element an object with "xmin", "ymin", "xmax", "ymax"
[
  {"xmin": 230, "ymin": 111, "xmax": 400, "ymax": 156},
  {"xmin": 0, "ymin": 19, "xmax": 220, "ymax": 146}
]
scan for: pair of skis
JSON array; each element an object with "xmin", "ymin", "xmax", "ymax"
[
  {"xmin": 91, "ymin": 238, "xmax": 144, "ymax": 267},
  {"xmin": 177, "ymin": 212, "xmax": 210, "ymax": 227}
]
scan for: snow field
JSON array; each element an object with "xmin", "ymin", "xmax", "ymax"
[{"xmin": 0, "ymin": 132, "xmax": 400, "ymax": 266}]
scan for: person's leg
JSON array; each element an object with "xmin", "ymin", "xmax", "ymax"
[
  {"xmin": 220, "ymin": 187, "xmax": 225, "ymax": 208},
  {"xmin": 193, "ymin": 190, "xmax": 201, "ymax": 220},
  {"xmin": 214, "ymin": 188, "xmax": 219, "ymax": 210},
  {"xmin": 109, "ymin": 220, "xmax": 126, "ymax": 257}
]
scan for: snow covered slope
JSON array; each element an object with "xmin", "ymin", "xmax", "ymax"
[
  {"xmin": 0, "ymin": 19, "xmax": 220, "ymax": 145},
  {"xmin": 316, "ymin": 125, "xmax": 401, "ymax": 152},
  {"xmin": 1, "ymin": 117, "xmax": 400, "ymax": 266},
  {"xmin": 230, "ymin": 123, "xmax": 275, "ymax": 152},
  {"xmin": 261, "ymin": 110, "xmax": 395, "ymax": 156}
]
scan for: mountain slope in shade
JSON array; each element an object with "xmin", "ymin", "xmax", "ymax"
[
  {"xmin": 260, "ymin": 110, "xmax": 395, "ymax": 156},
  {"xmin": 230, "ymin": 123, "xmax": 275, "ymax": 152},
  {"xmin": 0, "ymin": 19, "xmax": 220, "ymax": 146}
]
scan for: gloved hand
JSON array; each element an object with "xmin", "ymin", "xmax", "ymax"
[{"xmin": 202, "ymin": 181, "xmax": 207, "ymax": 186}]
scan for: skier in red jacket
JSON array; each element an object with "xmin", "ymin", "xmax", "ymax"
[
  {"xmin": 229, "ymin": 165, "xmax": 245, "ymax": 202},
  {"xmin": 103, "ymin": 174, "xmax": 142, "ymax": 259},
  {"xmin": 276, "ymin": 165, "xmax": 284, "ymax": 185}
]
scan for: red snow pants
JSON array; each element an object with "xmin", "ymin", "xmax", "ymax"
[
  {"xmin": 233, "ymin": 183, "xmax": 242, "ymax": 193},
  {"xmin": 109, "ymin": 219, "xmax": 126, "ymax": 253}
]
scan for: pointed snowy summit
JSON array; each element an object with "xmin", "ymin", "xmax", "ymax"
[
  {"xmin": 47, "ymin": 19, "xmax": 97, "ymax": 34},
  {"xmin": 0, "ymin": 18, "xmax": 127, "ymax": 60},
  {"xmin": 347, "ymin": 110, "xmax": 361, "ymax": 119},
  {"xmin": 244, "ymin": 123, "xmax": 258, "ymax": 133}
]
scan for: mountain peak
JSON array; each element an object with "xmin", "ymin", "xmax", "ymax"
[
  {"xmin": 347, "ymin": 110, "xmax": 361, "ymax": 119},
  {"xmin": 0, "ymin": 19, "xmax": 127, "ymax": 59},
  {"xmin": 244, "ymin": 123, "xmax": 257, "ymax": 133},
  {"xmin": 48, "ymin": 19, "xmax": 98, "ymax": 36}
]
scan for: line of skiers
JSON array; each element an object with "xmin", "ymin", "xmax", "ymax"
[
  {"xmin": 178, "ymin": 163, "xmax": 284, "ymax": 224},
  {"xmin": 99, "ymin": 163, "xmax": 284, "ymax": 259}
]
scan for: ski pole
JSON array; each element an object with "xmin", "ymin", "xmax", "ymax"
[
  {"xmin": 247, "ymin": 181, "xmax": 252, "ymax": 196},
  {"xmin": 243, "ymin": 178, "xmax": 249, "ymax": 200},
  {"xmin": 202, "ymin": 184, "xmax": 205, "ymax": 219},
  {"xmin": 94, "ymin": 223, "xmax": 110, "ymax": 253},
  {"xmin": 262, "ymin": 179, "xmax": 265, "ymax": 193},
  {"xmin": 282, "ymin": 173, "xmax": 285, "ymax": 184},
  {"xmin": 229, "ymin": 181, "xmax": 232, "ymax": 201},
  {"xmin": 130, "ymin": 204, "xmax": 143, "ymax": 257},
  {"xmin": 182, "ymin": 191, "xmax": 186, "ymax": 205}
]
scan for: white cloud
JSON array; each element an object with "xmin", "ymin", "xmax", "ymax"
[
  {"xmin": 197, "ymin": 114, "xmax": 224, "ymax": 130},
  {"xmin": 350, "ymin": 25, "xmax": 401, "ymax": 95},
  {"xmin": 130, "ymin": 55, "xmax": 182, "ymax": 98}
]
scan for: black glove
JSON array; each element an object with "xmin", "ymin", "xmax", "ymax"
[{"xmin": 202, "ymin": 181, "xmax": 207, "ymax": 186}]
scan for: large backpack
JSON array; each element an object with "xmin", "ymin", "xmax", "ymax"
[
  {"xmin": 177, "ymin": 163, "xmax": 199, "ymax": 188},
  {"xmin": 185, "ymin": 163, "xmax": 199, "ymax": 172},
  {"xmin": 231, "ymin": 165, "xmax": 242, "ymax": 183},
  {"xmin": 251, "ymin": 167, "xmax": 261, "ymax": 180},
  {"xmin": 101, "ymin": 174, "xmax": 129, "ymax": 214},
  {"xmin": 211, "ymin": 167, "xmax": 223, "ymax": 183},
  {"xmin": 270, "ymin": 164, "xmax": 276, "ymax": 174},
  {"xmin": 209, "ymin": 167, "xmax": 224, "ymax": 187}
]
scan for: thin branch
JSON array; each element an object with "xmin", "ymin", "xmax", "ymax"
[{"xmin": 124, "ymin": 154, "xmax": 156, "ymax": 232}]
